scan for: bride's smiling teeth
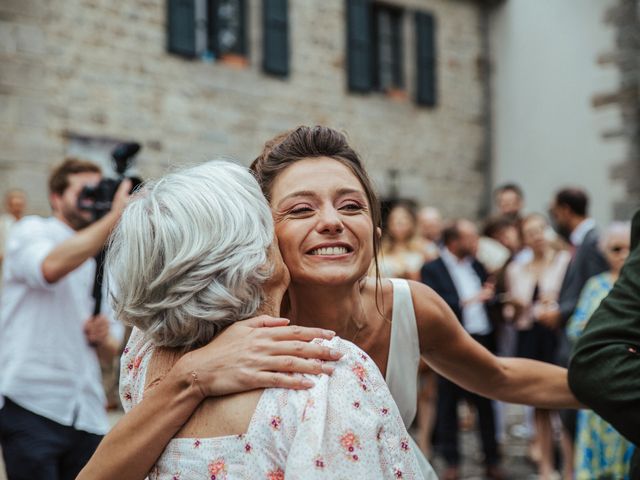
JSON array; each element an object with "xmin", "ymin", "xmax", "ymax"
[{"xmin": 310, "ymin": 246, "xmax": 349, "ymax": 256}]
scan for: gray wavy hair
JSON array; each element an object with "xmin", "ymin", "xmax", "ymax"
[{"xmin": 106, "ymin": 160, "xmax": 274, "ymax": 348}]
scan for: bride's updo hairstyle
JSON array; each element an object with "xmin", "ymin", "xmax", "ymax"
[
  {"xmin": 107, "ymin": 160, "xmax": 274, "ymax": 349},
  {"xmin": 250, "ymin": 125, "xmax": 382, "ymax": 268}
]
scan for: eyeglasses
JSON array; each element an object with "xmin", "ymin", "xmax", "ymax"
[{"xmin": 609, "ymin": 245, "xmax": 629, "ymax": 254}]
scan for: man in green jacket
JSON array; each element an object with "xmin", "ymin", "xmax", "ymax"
[{"xmin": 568, "ymin": 208, "xmax": 640, "ymax": 478}]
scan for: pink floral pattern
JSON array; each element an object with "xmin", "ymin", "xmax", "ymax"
[
  {"xmin": 270, "ymin": 416, "xmax": 281, "ymax": 430},
  {"xmin": 208, "ymin": 458, "xmax": 227, "ymax": 479},
  {"xmin": 340, "ymin": 430, "xmax": 362, "ymax": 461},
  {"xmin": 121, "ymin": 329, "xmax": 423, "ymax": 479},
  {"xmin": 266, "ymin": 468, "xmax": 284, "ymax": 480}
]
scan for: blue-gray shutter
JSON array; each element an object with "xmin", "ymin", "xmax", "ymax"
[
  {"xmin": 168, "ymin": 0, "xmax": 197, "ymax": 57},
  {"xmin": 415, "ymin": 11, "xmax": 436, "ymax": 106},
  {"xmin": 347, "ymin": 0, "xmax": 372, "ymax": 92},
  {"xmin": 263, "ymin": 0, "xmax": 289, "ymax": 76}
]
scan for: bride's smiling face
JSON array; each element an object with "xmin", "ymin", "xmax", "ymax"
[{"xmin": 269, "ymin": 157, "xmax": 375, "ymax": 287}]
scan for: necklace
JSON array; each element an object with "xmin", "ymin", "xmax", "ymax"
[
  {"xmin": 347, "ymin": 295, "xmax": 368, "ymax": 344},
  {"xmin": 349, "ymin": 318, "xmax": 366, "ymax": 344}
]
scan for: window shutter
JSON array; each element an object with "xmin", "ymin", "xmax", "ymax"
[
  {"xmin": 415, "ymin": 11, "xmax": 436, "ymax": 106},
  {"xmin": 236, "ymin": 0, "xmax": 248, "ymax": 55},
  {"xmin": 168, "ymin": 0, "xmax": 197, "ymax": 57},
  {"xmin": 263, "ymin": 0, "xmax": 289, "ymax": 76},
  {"xmin": 347, "ymin": 0, "xmax": 372, "ymax": 92}
]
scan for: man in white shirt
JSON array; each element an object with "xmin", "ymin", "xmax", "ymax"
[
  {"xmin": 0, "ymin": 158, "xmax": 130, "ymax": 480},
  {"xmin": 421, "ymin": 219, "xmax": 503, "ymax": 480}
]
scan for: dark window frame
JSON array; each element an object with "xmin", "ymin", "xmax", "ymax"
[
  {"xmin": 371, "ymin": 3, "xmax": 404, "ymax": 92},
  {"xmin": 167, "ymin": 0, "xmax": 248, "ymax": 61}
]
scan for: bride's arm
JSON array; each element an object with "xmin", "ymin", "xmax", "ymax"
[
  {"xmin": 409, "ymin": 281, "xmax": 580, "ymax": 409},
  {"xmin": 77, "ymin": 316, "xmax": 341, "ymax": 480}
]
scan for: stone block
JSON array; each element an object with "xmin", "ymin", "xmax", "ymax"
[
  {"xmin": 15, "ymin": 23, "xmax": 45, "ymax": 55},
  {"xmin": 0, "ymin": 22, "xmax": 17, "ymax": 55}
]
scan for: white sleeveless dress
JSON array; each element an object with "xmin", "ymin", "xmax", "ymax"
[{"xmin": 385, "ymin": 278, "xmax": 438, "ymax": 479}]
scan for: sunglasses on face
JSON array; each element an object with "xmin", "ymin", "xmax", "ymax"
[{"xmin": 609, "ymin": 245, "xmax": 629, "ymax": 254}]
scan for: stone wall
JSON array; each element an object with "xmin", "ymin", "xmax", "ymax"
[
  {"xmin": 600, "ymin": 0, "xmax": 640, "ymax": 220},
  {"xmin": 0, "ymin": 0, "xmax": 487, "ymax": 219}
]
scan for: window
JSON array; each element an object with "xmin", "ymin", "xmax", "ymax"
[
  {"xmin": 167, "ymin": 0, "xmax": 247, "ymax": 61},
  {"xmin": 371, "ymin": 4, "xmax": 403, "ymax": 91},
  {"xmin": 346, "ymin": 0, "xmax": 437, "ymax": 106}
]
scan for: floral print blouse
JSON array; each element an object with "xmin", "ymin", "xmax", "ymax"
[{"xmin": 120, "ymin": 328, "xmax": 423, "ymax": 479}]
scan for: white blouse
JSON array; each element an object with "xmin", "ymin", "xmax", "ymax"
[
  {"xmin": 121, "ymin": 329, "xmax": 423, "ymax": 479},
  {"xmin": 505, "ymin": 249, "xmax": 571, "ymax": 330}
]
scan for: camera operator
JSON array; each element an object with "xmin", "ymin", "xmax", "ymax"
[{"xmin": 0, "ymin": 158, "xmax": 130, "ymax": 479}]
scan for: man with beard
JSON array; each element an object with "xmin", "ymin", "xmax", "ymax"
[
  {"xmin": 421, "ymin": 219, "xmax": 503, "ymax": 480},
  {"xmin": 493, "ymin": 183, "xmax": 524, "ymax": 221},
  {"xmin": 547, "ymin": 188, "xmax": 608, "ymax": 361},
  {"xmin": 545, "ymin": 187, "xmax": 608, "ymax": 479},
  {"xmin": 0, "ymin": 158, "xmax": 130, "ymax": 479}
]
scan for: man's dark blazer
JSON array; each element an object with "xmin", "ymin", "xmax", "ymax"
[
  {"xmin": 556, "ymin": 225, "xmax": 609, "ymax": 366},
  {"xmin": 569, "ymin": 209, "xmax": 640, "ymax": 478},
  {"xmin": 420, "ymin": 255, "xmax": 490, "ymax": 325},
  {"xmin": 558, "ymin": 225, "xmax": 609, "ymax": 325}
]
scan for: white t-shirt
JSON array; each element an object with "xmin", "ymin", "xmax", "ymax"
[{"xmin": 0, "ymin": 215, "xmax": 123, "ymax": 435}]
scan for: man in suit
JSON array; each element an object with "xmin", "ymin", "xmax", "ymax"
[
  {"xmin": 544, "ymin": 188, "xmax": 609, "ymax": 478},
  {"xmin": 546, "ymin": 188, "xmax": 609, "ymax": 345},
  {"xmin": 569, "ymin": 208, "xmax": 640, "ymax": 478},
  {"xmin": 421, "ymin": 219, "xmax": 503, "ymax": 480}
]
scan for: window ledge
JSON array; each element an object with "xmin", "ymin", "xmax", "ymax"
[
  {"xmin": 385, "ymin": 88, "xmax": 408, "ymax": 102},
  {"xmin": 220, "ymin": 54, "xmax": 249, "ymax": 69}
]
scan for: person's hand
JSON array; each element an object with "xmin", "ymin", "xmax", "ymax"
[
  {"xmin": 84, "ymin": 314, "xmax": 110, "ymax": 346},
  {"xmin": 178, "ymin": 315, "xmax": 343, "ymax": 399},
  {"xmin": 111, "ymin": 178, "xmax": 132, "ymax": 217},
  {"xmin": 501, "ymin": 296, "xmax": 526, "ymax": 321},
  {"xmin": 536, "ymin": 308, "xmax": 561, "ymax": 330},
  {"xmin": 464, "ymin": 281, "xmax": 495, "ymax": 307},
  {"xmin": 477, "ymin": 281, "xmax": 496, "ymax": 303}
]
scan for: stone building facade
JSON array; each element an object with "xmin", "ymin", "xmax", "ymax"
[
  {"xmin": 1, "ymin": 0, "xmax": 489, "ymax": 219},
  {"xmin": 600, "ymin": 0, "xmax": 640, "ymax": 220}
]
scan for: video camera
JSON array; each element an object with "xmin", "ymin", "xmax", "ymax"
[{"xmin": 78, "ymin": 142, "xmax": 143, "ymax": 221}]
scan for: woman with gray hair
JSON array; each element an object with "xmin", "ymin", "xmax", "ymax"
[
  {"xmin": 101, "ymin": 160, "xmax": 423, "ymax": 479},
  {"xmin": 567, "ymin": 221, "xmax": 635, "ymax": 479}
]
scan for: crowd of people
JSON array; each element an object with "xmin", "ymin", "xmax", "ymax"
[
  {"xmin": 377, "ymin": 183, "xmax": 636, "ymax": 480},
  {"xmin": 0, "ymin": 125, "xmax": 637, "ymax": 480}
]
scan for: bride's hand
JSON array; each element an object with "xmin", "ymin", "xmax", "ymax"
[{"xmin": 177, "ymin": 315, "xmax": 342, "ymax": 399}]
